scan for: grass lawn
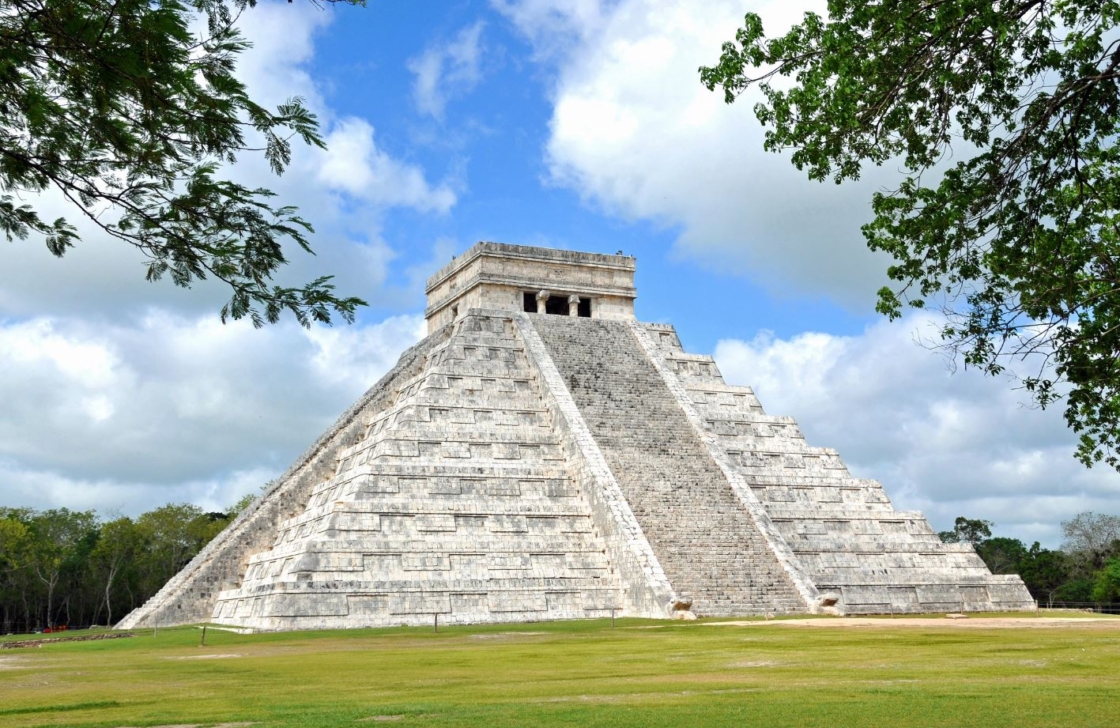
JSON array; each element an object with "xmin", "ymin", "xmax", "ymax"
[{"xmin": 1, "ymin": 614, "xmax": 1118, "ymax": 727}]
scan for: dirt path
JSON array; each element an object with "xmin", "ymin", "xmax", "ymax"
[{"xmin": 706, "ymin": 616, "xmax": 1120, "ymax": 629}]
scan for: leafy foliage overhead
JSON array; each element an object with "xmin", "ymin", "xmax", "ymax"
[
  {"xmin": 0, "ymin": 0, "xmax": 366, "ymax": 326},
  {"xmin": 700, "ymin": 0, "xmax": 1120, "ymax": 471}
]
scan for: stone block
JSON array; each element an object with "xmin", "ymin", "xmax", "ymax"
[{"xmin": 390, "ymin": 592, "xmax": 451, "ymax": 615}]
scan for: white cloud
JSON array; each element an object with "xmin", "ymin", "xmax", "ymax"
[
  {"xmin": 316, "ymin": 118, "xmax": 457, "ymax": 212},
  {"xmin": 0, "ymin": 312, "xmax": 425, "ymax": 515},
  {"xmin": 408, "ymin": 22, "xmax": 487, "ymax": 120},
  {"xmin": 489, "ymin": 0, "xmax": 604, "ymax": 57},
  {"xmin": 306, "ymin": 314, "xmax": 427, "ymax": 389},
  {"xmin": 713, "ymin": 313, "xmax": 1120, "ymax": 547},
  {"xmin": 0, "ymin": 460, "xmax": 281, "ymax": 517},
  {"xmin": 225, "ymin": 0, "xmax": 330, "ymax": 110},
  {"xmin": 497, "ymin": 0, "xmax": 897, "ymax": 306},
  {"xmin": 1, "ymin": 319, "xmax": 119, "ymax": 387}
]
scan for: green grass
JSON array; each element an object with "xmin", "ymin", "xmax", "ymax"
[{"xmin": 1, "ymin": 616, "xmax": 1118, "ymax": 727}]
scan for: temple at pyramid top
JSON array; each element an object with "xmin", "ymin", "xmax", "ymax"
[{"xmin": 425, "ymin": 242, "xmax": 637, "ymax": 331}]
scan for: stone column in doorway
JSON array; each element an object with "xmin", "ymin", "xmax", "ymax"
[
  {"xmin": 536, "ymin": 290, "xmax": 550, "ymax": 314},
  {"xmin": 568, "ymin": 294, "xmax": 581, "ymax": 317}
]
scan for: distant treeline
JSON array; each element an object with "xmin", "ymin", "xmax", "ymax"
[
  {"xmin": 0, "ymin": 497, "xmax": 253, "ymax": 633},
  {"xmin": 2, "ymin": 502, "xmax": 1118, "ymax": 633},
  {"xmin": 940, "ymin": 512, "xmax": 1120, "ymax": 607}
]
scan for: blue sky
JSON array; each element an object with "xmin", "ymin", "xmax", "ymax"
[
  {"xmin": 291, "ymin": 0, "xmax": 876, "ymax": 348},
  {"xmin": 1, "ymin": 0, "xmax": 1117, "ymax": 547}
]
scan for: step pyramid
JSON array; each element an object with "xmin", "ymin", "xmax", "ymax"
[{"xmin": 118, "ymin": 243, "xmax": 1033, "ymax": 630}]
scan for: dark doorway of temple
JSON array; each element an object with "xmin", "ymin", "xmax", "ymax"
[{"xmin": 545, "ymin": 296, "xmax": 568, "ymax": 315}]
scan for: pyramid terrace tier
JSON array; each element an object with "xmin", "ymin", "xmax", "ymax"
[
  {"xmin": 222, "ymin": 578, "xmax": 623, "ymax": 597},
  {"xmin": 815, "ymin": 579, "xmax": 1035, "ymax": 614},
  {"xmin": 231, "ymin": 560, "xmax": 617, "ymax": 593},
  {"xmin": 214, "ymin": 582, "xmax": 626, "ymax": 630}
]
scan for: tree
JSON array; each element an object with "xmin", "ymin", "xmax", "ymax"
[
  {"xmin": 228, "ymin": 492, "xmax": 258, "ymax": 518},
  {"xmin": 0, "ymin": 510, "xmax": 33, "ymax": 632},
  {"xmin": 1091, "ymin": 558, "xmax": 1120, "ymax": 603},
  {"xmin": 1054, "ymin": 577, "xmax": 1095, "ymax": 602},
  {"xmin": 90, "ymin": 517, "xmax": 141, "ymax": 626},
  {"xmin": 701, "ymin": 1, "xmax": 1120, "ymax": 471},
  {"xmin": 1018, "ymin": 542, "xmax": 1070, "ymax": 608},
  {"xmin": 135, "ymin": 504, "xmax": 202, "ymax": 587},
  {"xmin": 1061, "ymin": 511, "xmax": 1120, "ymax": 574},
  {"xmin": 1, "ymin": 0, "xmax": 366, "ymax": 327},
  {"xmin": 0, "ymin": 504, "xmax": 241, "ymax": 633},
  {"xmin": 976, "ymin": 536, "xmax": 1028, "ymax": 575},
  {"xmin": 938, "ymin": 516, "xmax": 993, "ymax": 546},
  {"xmin": 26, "ymin": 509, "xmax": 97, "ymax": 627},
  {"xmin": 133, "ymin": 503, "xmax": 231, "ymax": 598}
]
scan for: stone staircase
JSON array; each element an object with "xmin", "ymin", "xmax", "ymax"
[{"xmin": 532, "ymin": 316, "xmax": 806, "ymax": 616}]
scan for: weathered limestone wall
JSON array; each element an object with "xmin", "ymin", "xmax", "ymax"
[
  {"xmin": 116, "ymin": 327, "xmax": 451, "ymax": 629},
  {"xmin": 532, "ymin": 316, "xmax": 809, "ymax": 616}
]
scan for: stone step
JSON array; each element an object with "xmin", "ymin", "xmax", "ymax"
[
  {"xmin": 792, "ymin": 541, "xmax": 979, "ymax": 555},
  {"xmin": 743, "ymin": 475, "xmax": 879, "ymax": 488},
  {"xmin": 700, "ymin": 414, "xmax": 797, "ymax": 427},
  {"xmin": 766, "ymin": 507, "xmax": 928, "ymax": 521},
  {"xmin": 778, "ymin": 529, "xmax": 934, "ymax": 544},
  {"xmin": 224, "ymin": 575, "xmax": 618, "ymax": 597},
  {"xmin": 811, "ymin": 570, "xmax": 1002, "ymax": 586},
  {"xmin": 246, "ymin": 540, "xmax": 615, "ymax": 566},
  {"xmin": 324, "ymin": 496, "xmax": 591, "ymax": 515},
  {"xmin": 320, "ymin": 462, "xmax": 572, "ymax": 482}
]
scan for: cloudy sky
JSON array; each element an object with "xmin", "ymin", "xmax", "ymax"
[{"xmin": 2, "ymin": 0, "xmax": 1116, "ymax": 547}]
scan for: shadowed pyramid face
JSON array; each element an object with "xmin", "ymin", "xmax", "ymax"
[{"xmin": 118, "ymin": 244, "xmax": 1035, "ymax": 632}]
